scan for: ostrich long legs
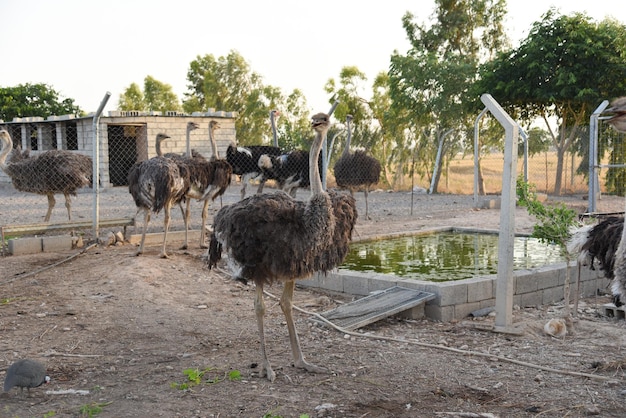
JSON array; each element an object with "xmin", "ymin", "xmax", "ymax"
[{"xmin": 254, "ymin": 280, "xmax": 326, "ymax": 382}]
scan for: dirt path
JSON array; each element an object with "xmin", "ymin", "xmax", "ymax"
[{"xmin": 1, "ymin": 189, "xmax": 626, "ymax": 417}]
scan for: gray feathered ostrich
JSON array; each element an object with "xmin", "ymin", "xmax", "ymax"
[
  {"xmin": 168, "ymin": 121, "xmax": 232, "ymax": 248},
  {"xmin": 568, "ymin": 97, "xmax": 626, "ymax": 306},
  {"xmin": 128, "ymin": 141, "xmax": 189, "ymax": 258},
  {"xmin": 0, "ymin": 129, "xmax": 92, "ymax": 222},
  {"xmin": 208, "ymin": 112, "xmax": 358, "ymax": 382},
  {"xmin": 333, "ymin": 114, "xmax": 381, "ymax": 219}
]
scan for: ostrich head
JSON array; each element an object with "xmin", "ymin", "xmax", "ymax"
[
  {"xmin": 209, "ymin": 120, "xmax": 220, "ymax": 132},
  {"xmin": 187, "ymin": 122, "xmax": 199, "ymax": 132},
  {"xmin": 605, "ymin": 97, "xmax": 626, "ymax": 133}
]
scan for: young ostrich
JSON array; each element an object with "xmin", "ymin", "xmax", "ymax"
[
  {"xmin": 568, "ymin": 97, "xmax": 626, "ymax": 305},
  {"xmin": 169, "ymin": 121, "xmax": 232, "ymax": 248},
  {"xmin": 208, "ymin": 112, "xmax": 358, "ymax": 382},
  {"xmin": 333, "ymin": 114, "xmax": 381, "ymax": 219},
  {"xmin": 128, "ymin": 154, "xmax": 189, "ymax": 258},
  {"xmin": 0, "ymin": 129, "xmax": 92, "ymax": 222}
]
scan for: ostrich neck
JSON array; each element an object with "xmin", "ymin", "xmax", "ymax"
[
  {"xmin": 309, "ymin": 130, "xmax": 325, "ymax": 196},
  {"xmin": 270, "ymin": 112, "xmax": 277, "ymax": 146},
  {"xmin": 186, "ymin": 130, "xmax": 192, "ymax": 157},
  {"xmin": 0, "ymin": 134, "xmax": 13, "ymax": 171},
  {"xmin": 209, "ymin": 127, "xmax": 218, "ymax": 158},
  {"xmin": 156, "ymin": 139, "xmax": 163, "ymax": 157},
  {"xmin": 342, "ymin": 124, "xmax": 352, "ymax": 157}
]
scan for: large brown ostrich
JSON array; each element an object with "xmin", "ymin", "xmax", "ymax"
[
  {"xmin": 169, "ymin": 121, "xmax": 232, "ymax": 248},
  {"xmin": 208, "ymin": 112, "xmax": 358, "ymax": 382},
  {"xmin": 568, "ymin": 97, "xmax": 626, "ymax": 305},
  {"xmin": 333, "ymin": 114, "xmax": 381, "ymax": 219},
  {"xmin": 128, "ymin": 154, "xmax": 188, "ymax": 258},
  {"xmin": 0, "ymin": 129, "xmax": 92, "ymax": 222}
]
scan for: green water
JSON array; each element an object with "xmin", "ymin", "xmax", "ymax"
[{"xmin": 340, "ymin": 231, "xmax": 566, "ymax": 282}]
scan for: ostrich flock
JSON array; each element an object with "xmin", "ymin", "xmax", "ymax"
[{"xmin": 0, "ymin": 110, "xmax": 373, "ymax": 381}]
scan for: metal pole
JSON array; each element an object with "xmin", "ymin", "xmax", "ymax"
[
  {"xmin": 92, "ymin": 92, "xmax": 111, "ymax": 239},
  {"xmin": 589, "ymin": 100, "xmax": 609, "ymax": 213},
  {"xmin": 519, "ymin": 127, "xmax": 529, "ymax": 183},
  {"xmin": 474, "ymin": 108, "xmax": 488, "ymax": 208},
  {"xmin": 480, "ymin": 94, "xmax": 519, "ymax": 332}
]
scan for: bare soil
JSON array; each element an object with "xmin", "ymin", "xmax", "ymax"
[{"xmin": 1, "ymin": 187, "xmax": 626, "ymax": 418}]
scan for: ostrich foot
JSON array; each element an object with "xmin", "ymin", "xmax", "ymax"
[
  {"xmin": 135, "ymin": 250, "xmax": 143, "ymax": 256},
  {"xmin": 159, "ymin": 252, "xmax": 170, "ymax": 259},
  {"xmin": 200, "ymin": 242, "xmax": 208, "ymax": 249},
  {"xmin": 293, "ymin": 359, "xmax": 328, "ymax": 374},
  {"xmin": 179, "ymin": 244, "xmax": 188, "ymax": 250},
  {"xmin": 259, "ymin": 362, "xmax": 276, "ymax": 382}
]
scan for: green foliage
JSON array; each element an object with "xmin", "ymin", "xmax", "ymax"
[
  {"xmin": 0, "ymin": 83, "xmax": 82, "ymax": 121},
  {"xmin": 388, "ymin": 0, "xmax": 509, "ymax": 193},
  {"xmin": 170, "ymin": 367, "xmax": 241, "ymax": 390},
  {"xmin": 182, "ymin": 50, "xmax": 314, "ymax": 147},
  {"xmin": 43, "ymin": 412, "xmax": 56, "ymax": 418},
  {"xmin": 78, "ymin": 402, "xmax": 111, "ymax": 417},
  {"xmin": 516, "ymin": 175, "xmax": 577, "ymax": 254},
  {"xmin": 476, "ymin": 9, "xmax": 626, "ymax": 194},
  {"xmin": 118, "ymin": 76, "xmax": 181, "ymax": 112}
]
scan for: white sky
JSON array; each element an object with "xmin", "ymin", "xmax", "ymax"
[{"xmin": 1, "ymin": 1, "xmax": 623, "ymax": 114}]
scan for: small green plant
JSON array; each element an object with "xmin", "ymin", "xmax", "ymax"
[
  {"xmin": 170, "ymin": 367, "xmax": 242, "ymax": 390},
  {"xmin": 517, "ymin": 175, "xmax": 578, "ymax": 317},
  {"xmin": 78, "ymin": 401, "xmax": 111, "ymax": 417},
  {"xmin": 43, "ymin": 412, "xmax": 57, "ymax": 418}
]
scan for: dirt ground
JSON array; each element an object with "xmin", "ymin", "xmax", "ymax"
[{"xmin": 1, "ymin": 186, "xmax": 626, "ymax": 418}]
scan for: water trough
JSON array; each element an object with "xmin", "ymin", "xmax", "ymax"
[{"xmin": 298, "ymin": 227, "xmax": 610, "ymax": 322}]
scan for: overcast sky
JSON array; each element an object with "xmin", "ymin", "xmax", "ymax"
[{"xmin": 1, "ymin": 1, "xmax": 623, "ymax": 115}]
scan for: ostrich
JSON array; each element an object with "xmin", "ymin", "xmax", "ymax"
[
  {"xmin": 208, "ymin": 112, "xmax": 358, "ymax": 382},
  {"xmin": 226, "ymin": 110, "xmax": 283, "ymax": 199},
  {"xmin": 169, "ymin": 121, "xmax": 232, "ymax": 248},
  {"xmin": 333, "ymin": 114, "xmax": 381, "ymax": 219},
  {"xmin": 128, "ymin": 154, "xmax": 189, "ymax": 258},
  {"xmin": 568, "ymin": 97, "xmax": 626, "ymax": 305},
  {"xmin": 0, "ymin": 129, "xmax": 92, "ymax": 222},
  {"xmin": 258, "ymin": 148, "xmax": 323, "ymax": 197}
]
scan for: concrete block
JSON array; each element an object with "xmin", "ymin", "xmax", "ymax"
[
  {"xmin": 536, "ymin": 267, "xmax": 560, "ymax": 290},
  {"xmin": 454, "ymin": 301, "xmax": 482, "ymax": 319},
  {"xmin": 42, "ymin": 235, "xmax": 73, "ymax": 252},
  {"xmin": 520, "ymin": 291, "xmax": 543, "ymax": 308},
  {"xmin": 425, "ymin": 304, "xmax": 455, "ymax": 322},
  {"xmin": 515, "ymin": 270, "xmax": 539, "ymax": 294},
  {"xmin": 343, "ymin": 273, "xmax": 370, "ymax": 296},
  {"xmin": 466, "ymin": 277, "xmax": 494, "ymax": 302},
  {"xmin": 8, "ymin": 237, "xmax": 43, "ymax": 255},
  {"xmin": 436, "ymin": 281, "xmax": 467, "ymax": 306},
  {"xmin": 542, "ymin": 286, "xmax": 564, "ymax": 305},
  {"xmin": 397, "ymin": 304, "xmax": 426, "ymax": 320}
]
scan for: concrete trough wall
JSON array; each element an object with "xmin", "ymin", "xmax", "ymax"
[{"xmin": 299, "ymin": 261, "xmax": 609, "ymax": 322}]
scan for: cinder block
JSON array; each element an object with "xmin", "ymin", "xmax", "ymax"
[
  {"xmin": 520, "ymin": 291, "xmax": 543, "ymax": 307},
  {"xmin": 542, "ymin": 286, "xmax": 564, "ymax": 305},
  {"xmin": 437, "ymin": 281, "xmax": 467, "ymax": 306},
  {"xmin": 343, "ymin": 274, "xmax": 371, "ymax": 296},
  {"xmin": 8, "ymin": 237, "xmax": 43, "ymax": 255},
  {"xmin": 515, "ymin": 271, "xmax": 539, "ymax": 294},
  {"xmin": 466, "ymin": 277, "xmax": 494, "ymax": 302},
  {"xmin": 42, "ymin": 235, "xmax": 73, "ymax": 252},
  {"xmin": 397, "ymin": 304, "xmax": 426, "ymax": 320},
  {"xmin": 454, "ymin": 301, "xmax": 482, "ymax": 319},
  {"xmin": 425, "ymin": 304, "xmax": 455, "ymax": 322}
]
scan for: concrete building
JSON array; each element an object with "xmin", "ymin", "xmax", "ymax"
[{"xmin": 0, "ymin": 109, "xmax": 237, "ymax": 188}]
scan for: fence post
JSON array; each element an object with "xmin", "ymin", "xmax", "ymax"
[
  {"xmin": 92, "ymin": 92, "xmax": 111, "ymax": 240},
  {"xmin": 480, "ymin": 94, "xmax": 519, "ymax": 332},
  {"xmin": 589, "ymin": 100, "xmax": 609, "ymax": 213}
]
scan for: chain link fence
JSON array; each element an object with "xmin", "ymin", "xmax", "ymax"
[{"xmin": 2, "ymin": 107, "xmax": 626, "ymax": 250}]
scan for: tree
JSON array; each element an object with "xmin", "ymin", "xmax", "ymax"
[
  {"xmin": 475, "ymin": 10, "xmax": 626, "ymax": 195},
  {"xmin": 183, "ymin": 50, "xmax": 311, "ymax": 147},
  {"xmin": 0, "ymin": 83, "xmax": 81, "ymax": 121},
  {"xmin": 118, "ymin": 82, "xmax": 145, "ymax": 111},
  {"xmin": 118, "ymin": 76, "xmax": 181, "ymax": 112},
  {"xmin": 388, "ymin": 0, "xmax": 509, "ymax": 193}
]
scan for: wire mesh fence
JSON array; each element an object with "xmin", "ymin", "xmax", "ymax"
[{"xmin": 2, "ymin": 109, "xmax": 626, "ymax": 247}]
